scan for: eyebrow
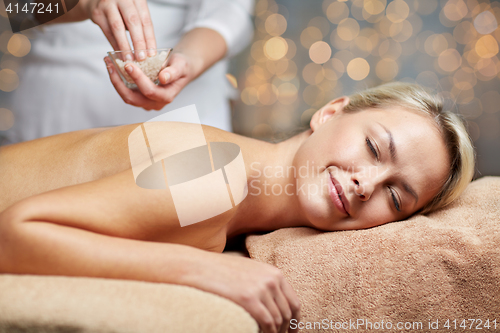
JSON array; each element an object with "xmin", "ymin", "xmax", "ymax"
[
  {"xmin": 378, "ymin": 122, "xmax": 419, "ymax": 205},
  {"xmin": 403, "ymin": 181, "xmax": 419, "ymax": 205},
  {"xmin": 383, "ymin": 124, "xmax": 397, "ymax": 161}
]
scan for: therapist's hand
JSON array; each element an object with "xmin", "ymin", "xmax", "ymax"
[
  {"xmin": 104, "ymin": 52, "xmax": 195, "ymax": 111},
  {"xmin": 85, "ymin": 0, "xmax": 156, "ymax": 58},
  {"xmin": 104, "ymin": 28, "xmax": 228, "ymax": 111}
]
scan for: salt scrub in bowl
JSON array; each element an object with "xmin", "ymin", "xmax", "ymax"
[{"xmin": 108, "ymin": 48, "xmax": 172, "ymax": 89}]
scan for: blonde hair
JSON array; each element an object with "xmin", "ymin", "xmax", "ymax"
[{"xmin": 343, "ymin": 82, "xmax": 475, "ymax": 214}]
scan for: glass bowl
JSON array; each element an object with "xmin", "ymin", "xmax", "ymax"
[{"xmin": 107, "ymin": 48, "xmax": 173, "ymax": 89}]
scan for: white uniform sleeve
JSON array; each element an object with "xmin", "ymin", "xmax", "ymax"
[{"xmin": 183, "ymin": 0, "xmax": 255, "ymax": 58}]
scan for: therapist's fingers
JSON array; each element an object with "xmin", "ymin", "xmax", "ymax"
[
  {"xmin": 134, "ymin": 0, "xmax": 156, "ymax": 55},
  {"xmin": 89, "ymin": 0, "xmax": 131, "ymax": 52},
  {"xmin": 89, "ymin": 0, "xmax": 120, "ymax": 51},
  {"xmin": 124, "ymin": 63, "xmax": 184, "ymax": 108},
  {"xmin": 158, "ymin": 53, "xmax": 188, "ymax": 85},
  {"xmin": 118, "ymin": 0, "xmax": 146, "ymax": 58},
  {"xmin": 94, "ymin": 14, "xmax": 120, "ymax": 51},
  {"xmin": 124, "ymin": 63, "xmax": 162, "ymax": 100},
  {"xmin": 89, "ymin": 0, "xmax": 156, "ymax": 55},
  {"xmin": 105, "ymin": 4, "xmax": 132, "ymax": 52},
  {"xmin": 104, "ymin": 58, "xmax": 158, "ymax": 110}
]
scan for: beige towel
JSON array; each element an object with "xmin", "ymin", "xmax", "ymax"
[
  {"xmin": 247, "ymin": 177, "xmax": 500, "ymax": 332},
  {"xmin": 0, "ymin": 275, "xmax": 258, "ymax": 333}
]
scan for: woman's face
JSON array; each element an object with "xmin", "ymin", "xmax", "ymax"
[{"xmin": 293, "ymin": 97, "xmax": 450, "ymax": 231}]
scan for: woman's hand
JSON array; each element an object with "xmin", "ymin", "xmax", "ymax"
[
  {"xmin": 104, "ymin": 52, "xmax": 195, "ymax": 110},
  {"xmin": 184, "ymin": 252, "xmax": 302, "ymax": 333},
  {"xmin": 85, "ymin": 0, "xmax": 156, "ymax": 58}
]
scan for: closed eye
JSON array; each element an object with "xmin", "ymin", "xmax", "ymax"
[
  {"xmin": 366, "ymin": 138, "xmax": 379, "ymax": 160},
  {"xmin": 389, "ymin": 187, "xmax": 401, "ymax": 212}
]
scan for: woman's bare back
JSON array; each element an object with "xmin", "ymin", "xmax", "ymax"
[
  {"xmin": 0, "ymin": 126, "xmax": 131, "ymax": 211},
  {"xmin": 0, "ymin": 123, "xmax": 242, "ymax": 252}
]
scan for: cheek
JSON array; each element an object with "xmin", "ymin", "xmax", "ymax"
[
  {"xmin": 330, "ymin": 132, "xmax": 366, "ymax": 164},
  {"xmin": 356, "ymin": 198, "xmax": 397, "ymax": 228}
]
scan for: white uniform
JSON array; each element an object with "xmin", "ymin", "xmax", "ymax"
[{"xmin": 3, "ymin": 0, "xmax": 254, "ymax": 144}]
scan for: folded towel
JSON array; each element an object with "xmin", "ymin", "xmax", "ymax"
[
  {"xmin": 0, "ymin": 275, "xmax": 258, "ymax": 333},
  {"xmin": 247, "ymin": 177, "xmax": 500, "ymax": 332}
]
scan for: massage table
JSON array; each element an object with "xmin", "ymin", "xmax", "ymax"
[{"xmin": 1, "ymin": 177, "xmax": 499, "ymax": 332}]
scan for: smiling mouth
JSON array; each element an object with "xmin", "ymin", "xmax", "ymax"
[{"xmin": 328, "ymin": 174, "xmax": 349, "ymax": 216}]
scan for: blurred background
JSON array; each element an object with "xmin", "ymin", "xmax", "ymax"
[
  {"xmin": 229, "ymin": 0, "xmax": 500, "ymax": 177},
  {"xmin": 0, "ymin": 0, "xmax": 499, "ymax": 177}
]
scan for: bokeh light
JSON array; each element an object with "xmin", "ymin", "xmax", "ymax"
[
  {"xmin": 474, "ymin": 11, "xmax": 498, "ymax": 35},
  {"xmin": 265, "ymin": 13, "xmax": 287, "ymax": 36},
  {"xmin": 241, "ymin": 87, "xmax": 259, "ymax": 105},
  {"xmin": 276, "ymin": 60, "xmax": 297, "ymax": 81},
  {"xmin": 300, "ymin": 26, "xmax": 323, "ymax": 49},
  {"xmin": 0, "ymin": 68, "xmax": 19, "ymax": 92},
  {"xmin": 277, "ymin": 82, "xmax": 298, "ymax": 105},
  {"xmin": 376, "ymin": 58, "xmax": 399, "ymax": 81},
  {"xmin": 309, "ymin": 41, "xmax": 332, "ymax": 64},
  {"xmin": 7, "ymin": 34, "xmax": 31, "ymax": 57},
  {"xmin": 302, "ymin": 62, "xmax": 324, "ymax": 85},
  {"xmin": 386, "ymin": 0, "xmax": 409, "ymax": 23},
  {"xmin": 233, "ymin": 0, "xmax": 499, "ymax": 176},
  {"xmin": 0, "ymin": 108, "xmax": 14, "ymax": 131},
  {"xmin": 326, "ymin": 1, "xmax": 349, "ymax": 24},
  {"xmin": 443, "ymin": 0, "xmax": 468, "ymax": 22},
  {"xmin": 425, "ymin": 34, "xmax": 448, "ymax": 57},
  {"xmin": 416, "ymin": 71, "xmax": 440, "ymax": 88},
  {"xmin": 453, "ymin": 67, "xmax": 477, "ymax": 90},
  {"xmin": 453, "ymin": 21, "xmax": 477, "ymax": 45},
  {"xmin": 347, "ymin": 58, "xmax": 370, "ymax": 80},
  {"xmin": 364, "ymin": 0, "xmax": 387, "ymax": 16},
  {"xmin": 264, "ymin": 37, "xmax": 288, "ymax": 60},
  {"xmin": 475, "ymin": 35, "xmax": 499, "ymax": 59},
  {"xmin": 257, "ymin": 83, "xmax": 278, "ymax": 105},
  {"xmin": 337, "ymin": 18, "xmax": 360, "ymax": 41},
  {"xmin": 438, "ymin": 48, "xmax": 462, "ymax": 72},
  {"xmin": 284, "ymin": 38, "xmax": 297, "ymax": 59}
]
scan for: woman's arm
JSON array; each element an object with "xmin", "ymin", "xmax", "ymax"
[
  {"xmin": 0, "ymin": 214, "xmax": 299, "ymax": 333},
  {"xmin": 0, "ymin": 169, "xmax": 300, "ymax": 333}
]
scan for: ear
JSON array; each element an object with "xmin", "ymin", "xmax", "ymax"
[{"xmin": 310, "ymin": 96, "xmax": 350, "ymax": 131}]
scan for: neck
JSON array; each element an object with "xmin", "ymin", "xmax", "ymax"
[{"xmin": 226, "ymin": 130, "xmax": 315, "ymax": 238}]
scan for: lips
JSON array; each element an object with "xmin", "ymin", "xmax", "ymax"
[{"xmin": 328, "ymin": 174, "xmax": 350, "ymax": 216}]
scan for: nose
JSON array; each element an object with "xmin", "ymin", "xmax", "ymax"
[{"xmin": 351, "ymin": 173, "xmax": 376, "ymax": 201}]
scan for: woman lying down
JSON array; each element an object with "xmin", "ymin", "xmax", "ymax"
[{"xmin": 0, "ymin": 82, "xmax": 474, "ymax": 333}]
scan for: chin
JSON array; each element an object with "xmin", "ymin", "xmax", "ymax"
[
  {"xmin": 296, "ymin": 185, "xmax": 339, "ymax": 231},
  {"xmin": 293, "ymin": 167, "xmax": 335, "ymax": 229}
]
